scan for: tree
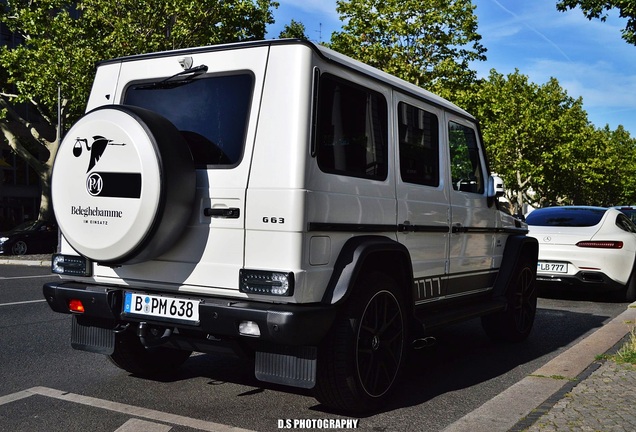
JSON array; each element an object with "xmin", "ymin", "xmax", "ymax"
[
  {"xmin": 458, "ymin": 69, "xmax": 597, "ymax": 211},
  {"xmin": 556, "ymin": 0, "xmax": 636, "ymax": 45},
  {"xmin": 583, "ymin": 125, "xmax": 636, "ymax": 205},
  {"xmin": 278, "ymin": 19, "xmax": 308, "ymax": 40},
  {"xmin": 329, "ymin": 0, "xmax": 486, "ymax": 91},
  {"xmin": 0, "ymin": 0, "xmax": 278, "ymax": 221}
]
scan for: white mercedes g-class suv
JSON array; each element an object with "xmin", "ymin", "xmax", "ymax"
[{"xmin": 44, "ymin": 39, "xmax": 538, "ymax": 412}]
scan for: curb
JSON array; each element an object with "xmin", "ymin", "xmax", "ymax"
[
  {"xmin": 442, "ymin": 302, "xmax": 636, "ymax": 432},
  {"xmin": 0, "ymin": 258, "xmax": 50, "ymax": 267}
]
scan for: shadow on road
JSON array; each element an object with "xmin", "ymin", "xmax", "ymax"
[{"xmin": 133, "ymin": 302, "xmax": 612, "ymax": 417}]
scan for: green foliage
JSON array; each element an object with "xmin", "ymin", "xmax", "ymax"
[
  {"xmin": 0, "ymin": 0, "xmax": 278, "ymax": 220},
  {"xmin": 329, "ymin": 0, "xmax": 486, "ymax": 90},
  {"xmin": 1, "ymin": 0, "xmax": 278, "ymax": 127},
  {"xmin": 278, "ymin": 19, "xmax": 308, "ymax": 40},
  {"xmin": 612, "ymin": 327, "xmax": 636, "ymax": 365},
  {"xmin": 556, "ymin": 0, "xmax": 636, "ymax": 45},
  {"xmin": 454, "ymin": 69, "xmax": 636, "ymax": 210}
]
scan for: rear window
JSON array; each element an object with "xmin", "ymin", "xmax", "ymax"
[
  {"xmin": 526, "ymin": 207, "xmax": 606, "ymax": 227},
  {"xmin": 124, "ymin": 73, "xmax": 254, "ymax": 167}
]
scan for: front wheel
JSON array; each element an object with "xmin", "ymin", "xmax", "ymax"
[
  {"xmin": 109, "ymin": 330, "xmax": 192, "ymax": 377},
  {"xmin": 314, "ymin": 272, "xmax": 406, "ymax": 413},
  {"xmin": 482, "ymin": 252, "xmax": 537, "ymax": 342},
  {"xmin": 11, "ymin": 240, "xmax": 28, "ymax": 255}
]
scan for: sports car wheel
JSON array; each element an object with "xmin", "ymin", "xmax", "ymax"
[{"xmin": 11, "ymin": 240, "xmax": 28, "ymax": 255}]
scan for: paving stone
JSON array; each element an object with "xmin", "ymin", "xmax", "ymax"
[{"xmin": 525, "ymin": 361, "xmax": 636, "ymax": 431}]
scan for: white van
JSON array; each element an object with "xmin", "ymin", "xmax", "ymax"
[{"xmin": 44, "ymin": 39, "xmax": 538, "ymax": 412}]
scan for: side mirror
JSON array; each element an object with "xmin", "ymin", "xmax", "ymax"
[{"xmin": 487, "ymin": 174, "xmax": 505, "ymax": 198}]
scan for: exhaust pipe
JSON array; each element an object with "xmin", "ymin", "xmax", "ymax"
[{"xmin": 412, "ymin": 336, "xmax": 437, "ymax": 350}]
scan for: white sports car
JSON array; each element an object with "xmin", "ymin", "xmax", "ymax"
[{"xmin": 526, "ymin": 206, "xmax": 636, "ymax": 301}]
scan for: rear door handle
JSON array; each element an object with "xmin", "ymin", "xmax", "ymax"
[{"xmin": 204, "ymin": 207, "xmax": 240, "ymax": 218}]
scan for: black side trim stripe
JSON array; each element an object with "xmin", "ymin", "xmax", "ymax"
[
  {"xmin": 309, "ymin": 222, "xmax": 528, "ymax": 235},
  {"xmin": 308, "ymin": 223, "xmax": 396, "ymax": 233},
  {"xmin": 399, "ymin": 224, "xmax": 449, "ymax": 233},
  {"xmin": 452, "ymin": 226, "xmax": 528, "ymax": 235}
]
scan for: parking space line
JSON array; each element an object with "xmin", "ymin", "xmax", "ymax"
[
  {"xmin": 115, "ymin": 418, "xmax": 172, "ymax": 432},
  {"xmin": 1, "ymin": 387, "xmax": 255, "ymax": 432},
  {"xmin": 0, "ymin": 299, "xmax": 47, "ymax": 307},
  {"xmin": 0, "ymin": 389, "xmax": 34, "ymax": 406},
  {"xmin": 0, "ymin": 275, "xmax": 56, "ymax": 280}
]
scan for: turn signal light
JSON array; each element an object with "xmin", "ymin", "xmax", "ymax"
[
  {"xmin": 576, "ymin": 241, "xmax": 623, "ymax": 249},
  {"xmin": 68, "ymin": 299, "xmax": 85, "ymax": 313}
]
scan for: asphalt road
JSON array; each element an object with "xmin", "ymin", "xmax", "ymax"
[{"xmin": 0, "ymin": 264, "xmax": 629, "ymax": 431}]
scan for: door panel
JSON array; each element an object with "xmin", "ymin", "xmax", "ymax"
[
  {"xmin": 446, "ymin": 117, "xmax": 498, "ymax": 296},
  {"xmin": 394, "ymin": 97, "xmax": 450, "ymax": 305}
]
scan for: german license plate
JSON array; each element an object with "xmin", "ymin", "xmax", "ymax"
[
  {"xmin": 123, "ymin": 292, "xmax": 200, "ymax": 324},
  {"xmin": 537, "ymin": 261, "xmax": 568, "ymax": 273}
]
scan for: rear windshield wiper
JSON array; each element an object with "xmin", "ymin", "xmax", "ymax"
[{"xmin": 135, "ymin": 65, "xmax": 209, "ymax": 90}]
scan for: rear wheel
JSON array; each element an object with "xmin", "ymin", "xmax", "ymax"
[
  {"xmin": 314, "ymin": 272, "xmax": 406, "ymax": 412},
  {"xmin": 109, "ymin": 330, "xmax": 192, "ymax": 377},
  {"xmin": 611, "ymin": 270, "xmax": 636, "ymax": 302},
  {"xmin": 482, "ymin": 252, "xmax": 537, "ymax": 342}
]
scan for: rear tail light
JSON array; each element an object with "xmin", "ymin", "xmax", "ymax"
[
  {"xmin": 239, "ymin": 269, "xmax": 294, "ymax": 296},
  {"xmin": 576, "ymin": 241, "xmax": 623, "ymax": 249},
  {"xmin": 52, "ymin": 254, "xmax": 92, "ymax": 276},
  {"xmin": 68, "ymin": 299, "xmax": 85, "ymax": 313}
]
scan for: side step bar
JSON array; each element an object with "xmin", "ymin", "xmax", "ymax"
[{"xmin": 414, "ymin": 299, "xmax": 506, "ymax": 333}]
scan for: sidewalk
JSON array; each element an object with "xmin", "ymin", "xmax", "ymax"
[
  {"xmin": 521, "ymin": 359, "xmax": 636, "ymax": 431},
  {"xmin": 0, "ymin": 254, "xmax": 51, "ymax": 267},
  {"xmin": 444, "ymin": 302, "xmax": 636, "ymax": 432}
]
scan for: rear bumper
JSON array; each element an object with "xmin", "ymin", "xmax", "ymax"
[
  {"xmin": 536, "ymin": 271, "xmax": 624, "ymax": 292},
  {"xmin": 43, "ymin": 281, "xmax": 336, "ymax": 346}
]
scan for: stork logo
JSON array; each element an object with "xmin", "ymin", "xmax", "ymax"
[
  {"xmin": 73, "ymin": 136, "xmax": 126, "ymax": 173},
  {"xmin": 73, "ymin": 135, "xmax": 141, "ymax": 199}
]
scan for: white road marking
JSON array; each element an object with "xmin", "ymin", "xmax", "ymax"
[
  {"xmin": 0, "ymin": 275, "xmax": 56, "ymax": 280},
  {"xmin": 115, "ymin": 418, "xmax": 172, "ymax": 432},
  {"xmin": 0, "ymin": 299, "xmax": 47, "ymax": 307},
  {"xmin": 0, "ymin": 387, "xmax": 255, "ymax": 432}
]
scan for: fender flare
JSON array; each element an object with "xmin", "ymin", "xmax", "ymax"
[
  {"xmin": 321, "ymin": 235, "xmax": 414, "ymax": 305},
  {"xmin": 492, "ymin": 235, "xmax": 539, "ymax": 299}
]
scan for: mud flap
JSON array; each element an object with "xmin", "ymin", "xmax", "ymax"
[
  {"xmin": 255, "ymin": 346, "xmax": 317, "ymax": 389},
  {"xmin": 71, "ymin": 316, "xmax": 115, "ymax": 355}
]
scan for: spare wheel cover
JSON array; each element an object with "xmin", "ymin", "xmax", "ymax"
[{"xmin": 52, "ymin": 105, "xmax": 195, "ymax": 265}]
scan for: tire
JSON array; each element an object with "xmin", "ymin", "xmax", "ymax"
[
  {"xmin": 482, "ymin": 252, "xmax": 537, "ymax": 342},
  {"xmin": 109, "ymin": 330, "xmax": 192, "ymax": 377},
  {"xmin": 314, "ymin": 272, "xmax": 406, "ymax": 412},
  {"xmin": 52, "ymin": 105, "xmax": 195, "ymax": 265},
  {"xmin": 624, "ymin": 275, "xmax": 636, "ymax": 302},
  {"xmin": 610, "ymin": 271, "xmax": 636, "ymax": 303},
  {"xmin": 11, "ymin": 240, "xmax": 27, "ymax": 255}
]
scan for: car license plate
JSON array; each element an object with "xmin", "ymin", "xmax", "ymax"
[
  {"xmin": 123, "ymin": 292, "xmax": 200, "ymax": 324},
  {"xmin": 537, "ymin": 262, "xmax": 568, "ymax": 273}
]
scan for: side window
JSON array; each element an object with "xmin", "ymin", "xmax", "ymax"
[
  {"xmin": 617, "ymin": 214, "xmax": 636, "ymax": 233},
  {"xmin": 315, "ymin": 74, "xmax": 388, "ymax": 180},
  {"xmin": 448, "ymin": 121, "xmax": 484, "ymax": 194},
  {"xmin": 398, "ymin": 102, "xmax": 439, "ymax": 187}
]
